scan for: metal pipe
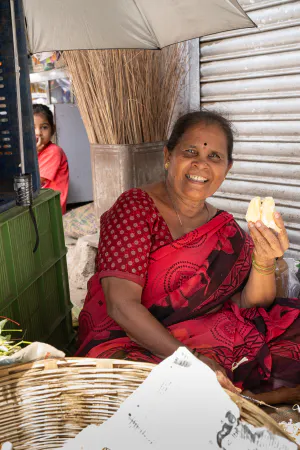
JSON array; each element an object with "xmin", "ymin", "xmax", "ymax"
[{"xmin": 10, "ymin": 0, "xmax": 25, "ymax": 174}]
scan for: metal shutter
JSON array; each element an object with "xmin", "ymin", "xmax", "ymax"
[{"xmin": 200, "ymin": 0, "xmax": 300, "ymax": 258}]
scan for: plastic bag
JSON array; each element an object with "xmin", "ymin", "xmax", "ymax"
[
  {"xmin": 286, "ymin": 258, "xmax": 300, "ymax": 298},
  {"xmin": 0, "ymin": 342, "xmax": 65, "ymax": 366},
  {"xmin": 276, "ymin": 258, "xmax": 300, "ymax": 299}
]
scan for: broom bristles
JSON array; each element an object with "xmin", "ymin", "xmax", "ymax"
[{"xmin": 63, "ymin": 46, "xmax": 187, "ymax": 145}]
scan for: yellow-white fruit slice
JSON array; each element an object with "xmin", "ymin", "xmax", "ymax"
[
  {"xmin": 261, "ymin": 197, "xmax": 281, "ymax": 232},
  {"xmin": 246, "ymin": 197, "xmax": 261, "ymax": 223}
]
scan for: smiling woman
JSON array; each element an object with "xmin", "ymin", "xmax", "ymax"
[
  {"xmin": 161, "ymin": 111, "xmax": 233, "ymax": 237},
  {"xmin": 77, "ymin": 110, "xmax": 300, "ymax": 405}
]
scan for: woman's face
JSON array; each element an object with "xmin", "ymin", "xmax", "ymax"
[
  {"xmin": 165, "ymin": 123, "xmax": 232, "ymax": 202},
  {"xmin": 34, "ymin": 114, "xmax": 52, "ymax": 147}
]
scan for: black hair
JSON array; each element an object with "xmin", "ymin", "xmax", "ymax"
[
  {"xmin": 33, "ymin": 104, "xmax": 55, "ymax": 135},
  {"xmin": 166, "ymin": 110, "xmax": 234, "ymax": 164}
]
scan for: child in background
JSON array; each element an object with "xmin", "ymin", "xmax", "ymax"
[{"xmin": 33, "ymin": 104, "xmax": 69, "ymax": 214}]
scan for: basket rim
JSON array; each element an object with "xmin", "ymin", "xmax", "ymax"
[
  {"xmin": 0, "ymin": 357, "xmax": 296, "ymax": 447},
  {"xmin": 0, "ymin": 356, "xmax": 155, "ymax": 378}
]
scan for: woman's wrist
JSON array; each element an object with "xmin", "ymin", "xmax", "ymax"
[
  {"xmin": 252, "ymin": 255, "xmax": 276, "ymax": 276},
  {"xmin": 189, "ymin": 347, "xmax": 200, "ymax": 358},
  {"xmin": 253, "ymin": 256, "xmax": 275, "ymax": 267}
]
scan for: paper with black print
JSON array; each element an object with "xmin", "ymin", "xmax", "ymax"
[
  {"xmin": 61, "ymin": 347, "xmax": 296, "ymax": 450},
  {"xmin": 222, "ymin": 421, "xmax": 296, "ymax": 450}
]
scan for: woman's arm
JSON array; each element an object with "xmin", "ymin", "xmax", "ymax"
[
  {"xmin": 102, "ymin": 277, "xmax": 183, "ymax": 359},
  {"xmin": 240, "ymin": 263, "xmax": 276, "ymax": 308},
  {"xmin": 102, "ymin": 276, "xmax": 239, "ymax": 393},
  {"xmin": 235, "ymin": 213, "xmax": 289, "ymax": 308}
]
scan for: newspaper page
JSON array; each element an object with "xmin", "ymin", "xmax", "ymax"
[{"xmin": 61, "ymin": 348, "xmax": 296, "ymax": 450}]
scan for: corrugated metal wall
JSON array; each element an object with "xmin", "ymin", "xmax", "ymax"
[{"xmin": 200, "ymin": 0, "xmax": 300, "ymax": 258}]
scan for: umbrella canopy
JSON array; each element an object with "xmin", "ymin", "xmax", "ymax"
[{"xmin": 24, "ymin": 0, "xmax": 255, "ymax": 53}]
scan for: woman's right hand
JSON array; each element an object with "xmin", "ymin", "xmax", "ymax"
[{"xmin": 196, "ymin": 354, "xmax": 241, "ymax": 394}]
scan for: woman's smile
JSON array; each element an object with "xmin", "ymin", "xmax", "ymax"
[{"xmin": 186, "ymin": 174, "xmax": 209, "ymax": 183}]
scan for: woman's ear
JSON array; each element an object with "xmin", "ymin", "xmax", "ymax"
[
  {"xmin": 52, "ymin": 124, "xmax": 56, "ymax": 136},
  {"xmin": 163, "ymin": 146, "xmax": 170, "ymax": 164}
]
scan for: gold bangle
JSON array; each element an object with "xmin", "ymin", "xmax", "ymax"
[
  {"xmin": 252, "ymin": 265, "xmax": 275, "ymax": 275},
  {"xmin": 252, "ymin": 263, "xmax": 276, "ymax": 273},
  {"xmin": 252, "ymin": 254, "xmax": 275, "ymax": 266},
  {"xmin": 252, "ymin": 261, "xmax": 276, "ymax": 271},
  {"xmin": 252, "ymin": 263, "xmax": 275, "ymax": 275},
  {"xmin": 252, "ymin": 255, "xmax": 276, "ymax": 271},
  {"xmin": 252, "ymin": 257, "xmax": 276, "ymax": 275}
]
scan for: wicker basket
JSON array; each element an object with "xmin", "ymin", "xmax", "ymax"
[{"xmin": 0, "ymin": 357, "xmax": 295, "ymax": 449}]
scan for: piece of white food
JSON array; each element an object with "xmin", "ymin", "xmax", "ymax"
[{"xmin": 246, "ymin": 196, "xmax": 281, "ymax": 233}]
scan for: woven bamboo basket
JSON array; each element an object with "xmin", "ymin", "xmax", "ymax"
[{"xmin": 0, "ymin": 357, "xmax": 296, "ymax": 449}]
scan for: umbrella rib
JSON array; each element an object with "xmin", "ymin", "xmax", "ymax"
[{"xmin": 132, "ymin": 0, "xmax": 160, "ymax": 49}]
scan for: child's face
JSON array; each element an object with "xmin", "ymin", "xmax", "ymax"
[{"xmin": 34, "ymin": 114, "xmax": 52, "ymax": 147}]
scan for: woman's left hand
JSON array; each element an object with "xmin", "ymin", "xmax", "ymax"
[
  {"xmin": 196, "ymin": 354, "xmax": 241, "ymax": 394},
  {"xmin": 248, "ymin": 212, "xmax": 289, "ymax": 265}
]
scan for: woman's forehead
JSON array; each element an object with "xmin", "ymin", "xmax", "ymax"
[{"xmin": 179, "ymin": 123, "xmax": 228, "ymax": 146}]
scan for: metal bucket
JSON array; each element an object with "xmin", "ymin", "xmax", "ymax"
[{"xmin": 90, "ymin": 141, "xmax": 165, "ymax": 220}]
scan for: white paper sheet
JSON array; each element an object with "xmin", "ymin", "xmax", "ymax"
[{"xmin": 61, "ymin": 348, "xmax": 296, "ymax": 450}]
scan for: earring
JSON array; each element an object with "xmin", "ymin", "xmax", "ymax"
[{"xmin": 165, "ymin": 161, "xmax": 170, "ymax": 170}]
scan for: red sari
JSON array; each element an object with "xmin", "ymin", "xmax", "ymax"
[{"xmin": 77, "ymin": 189, "xmax": 300, "ymax": 392}]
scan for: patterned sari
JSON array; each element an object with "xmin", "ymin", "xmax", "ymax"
[{"xmin": 77, "ymin": 189, "xmax": 300, "ymax": 392}]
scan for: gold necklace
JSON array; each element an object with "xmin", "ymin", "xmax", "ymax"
[{"xmin": 165, "ymin": 182, "xmax": 210, "ymax": 228}]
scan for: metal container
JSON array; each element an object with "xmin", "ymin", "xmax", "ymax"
[{"xmin": 90, "ymin": 142, "xmax": 165, "ymax": 220}]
